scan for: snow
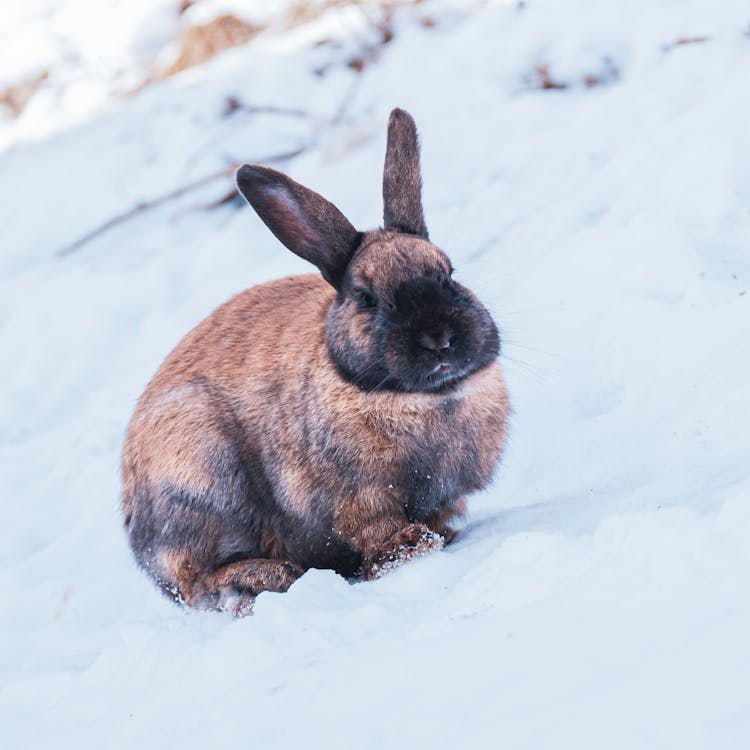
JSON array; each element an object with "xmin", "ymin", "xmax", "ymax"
[{"xmin": 2, "ymin": 1, "xmax": 750, "ymax": 747}]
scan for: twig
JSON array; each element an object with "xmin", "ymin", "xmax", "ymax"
[
  {"xmin": 665, "ymin": 36, "xmax": 710, "ymax": 50},
  {"xmin": 222, "ymin": 97, "xmax": 309, "ymax": 119},
  {"xmin": 56, "ymin": 145, "xmax": 308, "ymax": 257},
  {"xmin": 533, "ymin": 64, "xmax": 567, "ymax": 90}
]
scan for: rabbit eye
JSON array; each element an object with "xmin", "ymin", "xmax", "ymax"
[{"xmin": 354, "ymin": 287, "xmax": 377, "ymax": 309}]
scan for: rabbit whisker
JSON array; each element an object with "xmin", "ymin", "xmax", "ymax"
[
  {"xmin": 368, "ymin": 374, "xmax": 392, "ymax": 394},
  {"xmin": 351, "ymin": 360, "xmax": 381, "ymax": 386}
]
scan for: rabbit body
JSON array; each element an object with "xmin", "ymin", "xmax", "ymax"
[{"xmin": 122, "ymin": 110, "xmax": 509, "ymax": 614}]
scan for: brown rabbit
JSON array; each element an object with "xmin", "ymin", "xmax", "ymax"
[{"xmin": 121, "ymin": 108, "xmax": 509, "ymax": 615}]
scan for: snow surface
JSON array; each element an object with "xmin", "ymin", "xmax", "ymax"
[{"xmin": 2, "ymin": 1, "xmax": 750, "ymax": 747}]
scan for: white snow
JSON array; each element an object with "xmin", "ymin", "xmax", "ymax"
[{"xmin": 2, "ymin": 1, "xmax": 750, "ymax": 747}]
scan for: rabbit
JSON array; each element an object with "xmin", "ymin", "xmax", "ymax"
[{"xmin": 121, "ymin": 108, "xmax": 509, "ymax": 615}]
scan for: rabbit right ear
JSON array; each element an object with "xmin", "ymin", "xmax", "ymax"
[
  {"xmin": 382, "ymin": 108, "xmax": 429, "ymax": 239},
  {"xmin": 236, "ymin": 165, "xmax": 361, "ymax": 290}
]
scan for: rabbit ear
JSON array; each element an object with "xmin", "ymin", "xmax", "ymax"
[
  {"xmin": 382, "ymin": 108, "xmax": 429, "ymax": 239},
  {"xmin": 236, "ymin": 165, "xmax": 361, "ymax": 289}
]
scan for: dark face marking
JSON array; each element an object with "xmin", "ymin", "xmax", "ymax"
[{"xmin": 326, "ymin": 233, "xmax": 500, "ymax": 393}]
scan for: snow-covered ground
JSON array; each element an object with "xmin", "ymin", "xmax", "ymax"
[{"xmin": 2, "ymin": 1, "xmax": 750, "ymax": 747}]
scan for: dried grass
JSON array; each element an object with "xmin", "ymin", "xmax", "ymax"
[
  {"xmin": 0, "ymin": 71, "xmax": 48, "ymax": 117},
  {"xmin": 528, "ymin": 58, "xmax": 619, "ymax": 92},
  {"xmin": 143, "ymin": 1, "xmax": 427, "ymax": 86},
  {"xmin": 154, "ymin": 14, "xmax": 262, "ymax": 81},
  {"xmin": 283, "ymin": 0, "xmax": 423, "ymax": 29}
]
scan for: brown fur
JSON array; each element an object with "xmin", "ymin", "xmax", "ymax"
[
  {"xmin": 122, "ymin": 109, "xmax": 509, "ymax": 615},
  {"xmin": 123, "ymin": 274, "xmax": 508, "ymax": 608},
  {"xmin": 383, "ymin": 108, "xmax": 429, "ymax": 237}
]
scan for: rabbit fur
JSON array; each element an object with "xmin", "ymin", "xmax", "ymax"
[{"xmin": 121, "ymin": 108, "xmax": 509, "ymax": 615}]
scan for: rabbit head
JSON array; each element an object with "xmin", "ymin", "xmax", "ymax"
[{"xmin": 236, "ymin": 108, "xmax": 500, "ymax": 393}]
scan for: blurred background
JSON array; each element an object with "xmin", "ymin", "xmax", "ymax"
[{"xmin": 2, "ymin": 2, "xmax": 749, "ymax": 748}]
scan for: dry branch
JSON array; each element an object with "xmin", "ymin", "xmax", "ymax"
[{"xmin": 56, "ymin": 145, "xmax": 308, "ymax": 258}]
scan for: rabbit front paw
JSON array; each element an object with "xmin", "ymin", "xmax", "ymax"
[{"xmin": 363, "ymin": 523, "xmax": 444, "ymax": 581}]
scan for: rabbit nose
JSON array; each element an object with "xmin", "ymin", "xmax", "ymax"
[{"xmin": 419, "ymin": 330, "xmax": 452, "ymax": 353}]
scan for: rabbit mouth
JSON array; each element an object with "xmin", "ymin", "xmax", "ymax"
[
  {"xmin": 430, "ymin": 361, "xmax": 452, "ymax": 374},
  {"xmin": 423, "ymin": 361, "xmax": 465, "ymax": 390}
]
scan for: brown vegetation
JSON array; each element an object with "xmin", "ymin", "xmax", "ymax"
[
  {"xmin": 0, "ymin": 71, "xmax": 48, "ymax": 118},
  {"xmin": 666, "ymin": 35, "xmax": 710, "ymax": 49},
  {"xmin": 533, "ymin": 64, "xmax": 567, "ymax": 90},
  {"xmin": 528, "ymin": 57, "xmax": 619, "ymax": 91},
  {"xmin": 154, "ymin": 14, "xmax": 261, "ymax": 81},
  {"xmin": 283, "ymin": 0, "xmax": 424, "ymax": 28}
]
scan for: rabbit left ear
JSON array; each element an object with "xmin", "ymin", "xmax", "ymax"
[
  {"xmin": 236, "ymin": 165, "xmax": 361, "ymax": 289},
  {"xmin": 382, "ymin": 108, "xmax": 429, "ymax": 239}
]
